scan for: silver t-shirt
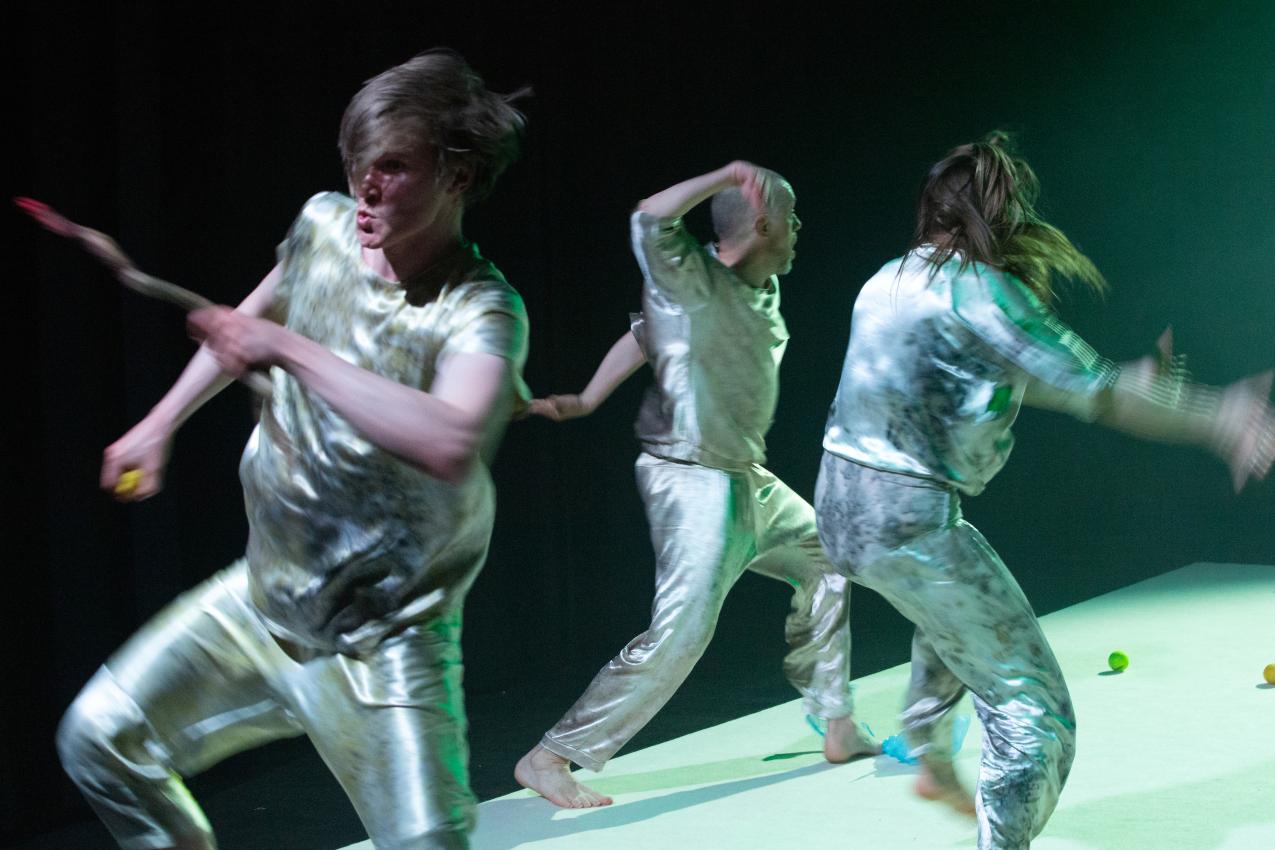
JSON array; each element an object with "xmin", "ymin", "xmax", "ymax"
[
  {"xmin": 240, "ymin": 192, "xmax": 529, "ymax": 654},
  {"xmin": 629, "ymin": 211, "xmax": 788, "ymax": 471},
  {"xmin": 823, "ymin": 250, "xmax": 1116, "ymax": 495}
]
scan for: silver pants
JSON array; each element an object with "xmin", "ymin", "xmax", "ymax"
[
  {"xmin": 815, "ymin": 452, "xmax": 1075, "ymax": 850},
  {"xmin": 56, "ymin": 562, "xmax": 474, "ymax": 850},
  {"xmin": 542, "ymin": 453, "xmax": 853, "ymax": 771}
]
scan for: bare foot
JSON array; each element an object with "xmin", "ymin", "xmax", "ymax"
[
  {"xmin": 514, "ymin": 744, "xmax": 613, "ymax": 808},
  {"xmin": 823, "ymin": 716, "xmax": 882, "ymax": 763},
  {"xmin": 914, "ymin": 765, "xmax": 976, "ymax": 817}
]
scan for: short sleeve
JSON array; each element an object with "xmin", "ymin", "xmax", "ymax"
[
  {"xmin": 630, "ymin": 210, "xmax": 714, "ymax": 306},
  {"xmin": 629, "ymin": 311, "xmax": 650, "ymax": 357},
  {"xmin": 953, "ymin": 268, "xmax": 1117, "ymax": 413},
  {"xmin": 439, "ymin": 283, "xmax": 529, "ymax": 366},
  {"xmin": 437, "ymin": 281, "xmax": 532, "ymax": 406},
  {"xmin": 273, "ymin": 192, "xmax": 348, "ymax": 315}
]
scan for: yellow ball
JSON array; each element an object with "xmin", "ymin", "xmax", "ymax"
[
  {"xmin": 1264, "ymin": 664, "xmax": 1275, "ymax": 685},
  {"xmin": 114, "ymin": 469, "xmax": 143, "ymax": 496},
  {"xmin": 1108, "ymin": 651, "xmax": 1129, "ymax": 672}
]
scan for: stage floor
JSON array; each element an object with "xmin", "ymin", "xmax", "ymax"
[{"xmin": 340, "ymin": 562, "xmax": 1275, "ymax": 850}]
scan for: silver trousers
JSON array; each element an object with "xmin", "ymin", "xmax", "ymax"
[
  {"xmin": 815, "ymin": 452, "xmax": 1075, "ymax": 850},
  {"xmin": 56, "ymin": 561, "xmax": 474, "ymax": 850},
  {"xmin": 542, "ymin": 453, "xmax": 854, "ymax": 771}
]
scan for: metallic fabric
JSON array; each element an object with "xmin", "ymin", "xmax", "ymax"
[
  {"xmin": 541, "ymin": 453, "xmax": 853, "ymax": 772},
  {"xmin": 539, "ymin": 212, "xmax": 850, "ymax": 772},
  {"xmin": 815, "ymin": 453, "xmax": 1074, "ymax": 850},
  {"xmin": 58, "ymin": 193, "xmax": 529, "ymax": 849},
  {"xmin": 242, "ymin": 192, "xmax": 530, "ymax": 655},
  {"xmin": 629, "ymin": 211, "xmax": 788, "ymax": 471},
  {"xmin": 823, "ymin": 250, "xmax": 1115, "ymax": 496},
  {"xmin": 57, "ymin": 562, "xmax": 474, "ymax": 850}
]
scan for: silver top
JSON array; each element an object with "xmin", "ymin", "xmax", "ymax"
[
  {"xmin": 824, "ymin": 250, "xmax": 1116, "ymax": 495},
  {"xmin": 240, "ymin": 192, "xmax": 529, "ymax": 654},
  {"xmin": 629, "ymin": 211, "xmax": 788, "ymax": 471}
]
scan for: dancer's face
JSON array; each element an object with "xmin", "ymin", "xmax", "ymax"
[
  {"xmin": 352, "ymin": 141, "xmax": 452, "ymax": 252},
  {"xmin": 761, "ymin": 184, "xmax": 801, "ymax": 277}
]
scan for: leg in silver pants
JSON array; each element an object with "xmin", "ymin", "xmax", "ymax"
[
  {"xmin": 541, "ymin": 452, "xmax": 853, "ymax": 772},
  {"xmin": 814, "ymin": 452, "xmax": 1075, "ymax": 850},
  {"xmin": 56, "ymin": 561, "xmax": 475, "ymax": 850}
]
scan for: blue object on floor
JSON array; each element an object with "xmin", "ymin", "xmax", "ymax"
[{"xmin": 806, "ymin": 713, "xmax": 972, "ymax": 766}]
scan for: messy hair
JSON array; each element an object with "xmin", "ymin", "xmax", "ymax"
[
  {"xmin": 338, "ymin": 48, "xmax": 528, "ymax": 205},
  {"xmin": 910, "ymin": 131, "xmax": 1106, "ymax": 305}
]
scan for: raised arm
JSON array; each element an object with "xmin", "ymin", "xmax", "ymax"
[
  {"xmin": 528, "ymin": 331, "xmax": 646, "ymax": 421},
  {"xmin": 101, "ymin": 264, "xmax": 283, "ymax": 500},
  {"xmin": 637, "ymin": 160, "xmax": 773, "ymax": 219}
]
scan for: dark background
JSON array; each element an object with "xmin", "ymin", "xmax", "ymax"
[{"xmin": 4, "ymin": 1, "xmax": 1274, "ymax": 846}]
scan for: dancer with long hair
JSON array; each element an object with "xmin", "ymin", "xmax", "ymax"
[{"xmin": 815, "ymin": 131, "xmax": 1273, "ymax": 849}]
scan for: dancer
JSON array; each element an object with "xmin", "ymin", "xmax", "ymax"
[
  {"xmin": 814, "ymin": 131, "xmax": 1274, "ymax": 849},
  {"xmin": 55, "ymin": 50, "xmax": 528, "ymax": 850},
  {"xmin": 516, "ymin": 161, "xmax": 877, "ymax": 809}
]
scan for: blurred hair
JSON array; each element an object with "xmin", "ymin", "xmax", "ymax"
[
  {"xmin": 910, "ymin": 130, "xmax": 1106, "ymax": 305},
  {"xmin": 338, "ymin": 48, "xmax": 529, "ymax": 206}
]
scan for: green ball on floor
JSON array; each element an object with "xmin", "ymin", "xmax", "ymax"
[
  {"xmin": 1263, "ymin": 663, "xmax": 1275, "ymax": 685},
  {"xmin": 1108, "ymin": 651, "xmax": 1129, "ymax": 672}
]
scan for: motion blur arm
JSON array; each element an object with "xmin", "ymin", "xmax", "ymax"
[
  {"xmin": 1092, "ymin": 366, "xmax": 1274, "ymax": 490},
  {"xmin": 148, "ymin": 265, "xmax": 283, "ymax": 433},
  {"xmin": 527, "ymin": 331, "xmax": 646, "ymax": 421}
]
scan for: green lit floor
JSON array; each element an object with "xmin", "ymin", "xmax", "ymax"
[{"xmin": 345, "ymin": 562, "xmax": 1275, "ymax": 849}]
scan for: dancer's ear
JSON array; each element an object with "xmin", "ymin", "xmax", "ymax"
[{"xmin": 447, "ymin": 164, "xmax": 474, "ymax": 198}]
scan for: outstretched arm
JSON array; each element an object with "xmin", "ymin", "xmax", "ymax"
[
  {"xmin": 1024, "ymin": 328, "xmax": 1275, "ymax": 491},
  {"xmin": 1093, "ymin": 367, "xmax": 1274, "ymax": 492},
  {"xmin": 101, "ymin": 265, "xmax": 283, "ymax": 500},
  {"xmin": 188, "ymin": 306, "xmax": 513, "ymax": 484},
  {"xmin": 637, "ymin": 160, "xmax": 773, "ymax": 219},
  {"xmin": 528, "ymin": 331, "xmax": 646, "ymax": 421}
]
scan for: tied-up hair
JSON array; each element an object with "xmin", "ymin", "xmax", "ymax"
[
  {"xmin": 339, "ymin": 48, "xmax": 529, "ymax": 206},
  {"xmin": 910, "ymin": 131, "xmax": 1106, "ymax": 305}
]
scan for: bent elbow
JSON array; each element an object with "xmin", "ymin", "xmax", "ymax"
[
  {"xmin": 432, "ymin": 451, "xmax": 478, "ymax": 485},
  {"xmin": 418, "ymin": 428, "xmax": 482, "ymax": 485},
  {"xmin": 636, "ymin": 198, "xmax": 663, "ymax": 216}
]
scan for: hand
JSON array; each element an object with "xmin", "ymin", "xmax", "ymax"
[
  {"xmin": 1122, "ymin": 326, "xmax": 1188, "ymax": 402},
  {"xmin": 526, "ymin": 394, "xmax": 591, "ymax": 422},
  {"xmin": 728, "ymin": 160, "xmax": 774, "ymax": 214},
  {"xmin": 187, "ymin": 306, "xmax": 285, "ymax": 378},
  {"xmin": 101, "ymin": 420, "xmax": 172, "ymax": 502},
  {"xmin": 15, "ymin": 197, "xmax": 139, "ymax": 275},
  {"xmin": 1215, "ymin": 371, "xmax": 1275, "ymax": 492}
]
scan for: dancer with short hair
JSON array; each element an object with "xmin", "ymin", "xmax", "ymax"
[
  {"xmin": 516, "ymin": 161, "xmax": 877, "ymax": 809},
  {"xmin": 55, "ymin": 49, "xmax": 529, "ymax": 850}
]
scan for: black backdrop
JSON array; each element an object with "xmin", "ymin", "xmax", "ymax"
[{"xmin": 5, "ymin": 1, "xmax": 1274, "ymax": 840}]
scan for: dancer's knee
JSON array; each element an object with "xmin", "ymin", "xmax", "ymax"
[
  {"xmin": 57, "ymin": 670, "xmax": 162, "ymax": 787},
  {"xmin": 58, "ymin": 682, "xmax": 120, "ymax": 783},
  {"xmin": 996, "ymin": 696, "xmax": 1074, "ymax": 757},
  {"xmin": 621, "ymin": 616, "xmax": 717, "ymax": 673}
]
